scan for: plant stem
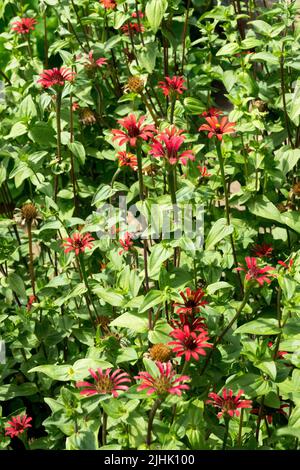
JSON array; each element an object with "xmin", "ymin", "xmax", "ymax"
[
  {"xmin": 280, "ymin": 46, "xmax": 294, "ymax": 148},
  {"xmin": 222, "ymin": 417, "xmax": 230, "ymax": 450},
  {"xmin": 54, "ymin": 90, "xmax": 62, "ymax": 200},
  {"xmin": 78, "ymin": 254, "xmax": 98, "ymax": 327},
  {"xmin": 27, "ymin": 222, "xmax": 36, "ymax": 296},
  {"xmin": 255, "ymin": 395, "xmax": 265, "ymax": 442},
  {"xmin": 181, "ymin": 0, "xmax": 191, "ymax": 73},
  {"xmin": 43, "ymin": 12, "xmax": 49, "ymax": 67},
  {"xmin": 237, "ymin": 408, "xmax": 244, "ymax": 447},
  {"xmin": 216, "ymin": 141, "xmax": 243, "ymax": 294},
  {"xmin": 146, "ymin": 398, "xmax": 162, "ymax": 447},
  {"xmin": 102, "ymin": 410, "xmax": 107, "ymax": 446},
  {"xmin": 69, "ymin": 93, "xmax": 78, "ymax": 213},
  {"xmin": 170, "ymin": 95, "xmax": 176, "ymax": 124}
]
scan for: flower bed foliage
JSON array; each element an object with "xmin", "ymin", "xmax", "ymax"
[{"xmin": 1, "ymin": 0, "xmax": 300, "ymax": 451}]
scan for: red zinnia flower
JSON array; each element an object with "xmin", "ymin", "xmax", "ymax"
[
  {"xmin": 149, "ymin": 127, "xmax": 194, "ymax": 165},
  {"xmin": 100, "ymin": 0, "xmax": 117, "ymax": 9},
  {"xmin": 119, "ymin": 232, "xmax": 134, "ymax": 254},
  {"xmin": 72, "ymin": 101, "xmax": 80, "ymax": 111},
  {"xmin": 252, "ymin": 243, "xmax": 273, "ymax": 258},
  {"xmin": 76, "ymin": 368, "xmax": 131, "ymax": 397},
  {"xmin": 168, "ymin": 325, "xmax": 212, "ymax": 361},
  {"xmin": 251, "ymin": 403, "xmax": 288, "ymax": 424},
  {"xmin": 135, "ymin": 361, "xmax": 190, "ymax": 396},
  {"xmin": 199, "ymin": 116, "xmax": 236, "ymax": 141},
  {"xmin": 63, "ymin": 232, "xmax": 94, "ymax": 256},
  {"xmin": 158, "ymin": 76, "xmax": 186, "ymax": 97},
  {"xmin": 12, "ymin": 17, "xmax": 37, "ymax": 35},
  {"xmin": 197, "ymin": 165, "xmax": 211, "ymax": 177},
  {"xmin": 171, "ymin": 312, "xmax": 207, "ymax": 333},
  {"xmin": 84, "ymin": 51, "xmax": 108, "ymax": 69},
  {"xmin": 121, "ymin": 22, "xmax": 144, "ymax": 35},
  {"xmin": 236, "ymin": 257, "xmax": 275, "ymax": 286},
  {"xmin": 117, "ymin": 151, "xmax": 138, "ymax": 170},
  {"xmin": 201, "ymin": 108, "xmax": 223, "ymax": 118},
  {"xmin": 174, "ymin": 287, "xmax": 207, "ymax": 315},
  {"xmin": 112, "ymin": 114, "xmax": 155, "ymax": 147},
  {"xmin": 37, "ymin": 67, "xmax": 75, "ymax": 89},
  {"xmin": 207, "ymin": 389, "xmax": 252, "ymax": 419},
  {"xmin": 5, "ymin": 414, "xmax": 32, "ymax": 438}
]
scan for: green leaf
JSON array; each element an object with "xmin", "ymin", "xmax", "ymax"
[
  {"xmin": 234, "ymin": 318, "xmax": 281, "ymax": 335},
  {"xmin": 146, "ymin": 0, "xmax": 168, "ymax": 34},
  {"xmin": 139, "ymin": 290, "xmax": 164, "ymax": 313},
  {"xmin": 216, "ymin": 43, "xmax": 239, "ymax": 56},
  {"xmin": 0, "ymin": 383, "xmax": 38, "ymax": 401},
  {"xmin": 93, "ymin": 287, "xmax": 125, "ymax": 307},
  {"xmin": 7, "ymin": 272, "xmax": 27, "ymax": 299},
  {"xmin": 66, "ymin": 431, "xmax": 99, "ymax": 450},
  {"xmin": 148, "ymin": 319, "xmax": 172, "ymax": 344},
  {"xmin": 250, "ymin": 52, "xmax": 279, "ymax": 66},
  {"xmin": 110, "ymin": 312, "xmax": 148, "ymax": 333},
  {"xmin": 274, "ymin": 147, "xmax": 300, "ymax": 176},
  {"xmin": 254, "ymin": 360, "xmax": 277, "ymax": 381},
  {"xmin": 205, "ymin": 218, "xmax": 234, "ymax": 251},
  {"xmin": 29, "ymin": 365, "xmax": 71, "ymax": 381},
  {"xmin": 68, "ymin": 141, "xmax": 86, "ymax": 165},
  {"xmin": 4, "ymin": 122, "xmax": 27, "ymax": 139},
  {"xmin": 148, "ymin": 244, "xmax": 172, "ymax": 279},
  {"xmin": 183, "ymin": 97, "xmax": 206, "ymax": 115}
]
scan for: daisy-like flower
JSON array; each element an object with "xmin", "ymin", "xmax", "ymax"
[
  {"xmin": 76, "ymin": 368, "xmax": 131, "ymax": 397},
  {"xmin": 201, "ymin": 108, "xmax": 223, "ymax": 118},
  {"xmin": 12, "ymin": 17, "xmax": 37, "ymax": 35},
  {"xmin": 79, "ymin": 107, "xmax": 97, "ymax": 126},
  {"xmin": 84, "ymin": 51, "xmax": 107, "ymax": 70},
  {"xmin": 158, "ymin": 76, "xmax": 186, "ymax": 97},
  {"xmin": 149, "ymin": 127, "xmax": 194, "ymax": 166},
  {"xmin": 112, "ymin": 114, "xmax": 155, "ymax": 148},
  {"xmin": 37, "ymin": 67, "xmax": 75, "ymax": 89},
  {"xmin": 199, "ymin": 116, "xmax": 236, "ymax": 141},
  {"xmin": 168, "ymin": 325, "xmax": 212, "ymax": 361},
  {"xmin": 117, "ymin": 151, "xmax": 138, "ymax": 170},
  {"xmin": 252, "ymin": 243, "xmax": 273, "ymax": 258},
  {"xmin": 236, "ymin": 256, "xmax": 275, "ymax": 286},
  {"xmin": 72, "ymin": 101, "xmax": 80, "ymax": 111},
  {"xmin": 121, "ymin": 22, "xmax": 144, "ymax": 35},
  {"xmin": 14, "ymin": 203, "xmax": 41, "ymax": 228},
  {"xmin": 149, "ymin": 343, "xmax": 173, "ymax": 362},
  {"xmin": 63, "ymin": 232, "xmax": 94, "ymax": 256},
  {"xmin": 174, "ymin": 287, "xmax": 208, "ymax": 315},
  {"xmin": 206, "ymin": 389, "xmax": 252, "ymax": 419},
  {"xmin": 119, "ymin": 232, "xmax": 134, "ymax": 254},
  {"xmin": 171, "ymin": 312, "xmax": 207, "ymax": 333},
  {"xmin": 5, "ymin": 414, "xmax": 32, "ymax": 438},
  {"xmin": 278, "ymin": 259, "xmax": 294, "ymax": 271},
  {"xmin": 197, "ymin": 165, "xmax": 211, "ymax": 177},
  {"xmin": 251, "ymin": 402, "xmax": 288, "ymax": 424},
  {"xmin": 100, "ymin": 0, "xmax": 117, "ymax": 9},
  {"xmin": 135, "ymin": 361, "xmax": 190, "ymax": 396}
]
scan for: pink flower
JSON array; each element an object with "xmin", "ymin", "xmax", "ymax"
[
  {"xmin": 132, "ymin": 11, "xmax": 144, "ymax": 19},
  {"xmin": 117, "ymin": 151, "xmax": 138, "ymax": 170},
  {"xmin": 84, "ymin": 51, "xmax": 108, "ymax": 69},
  {"xmin": 76, "ymin": 368, "xmax": 131, "ymax": 397},
  {"xmin": 99, "ymin": 0, "xmax": 117, "ymax": 9},
  {"xmin": 197, "ymin": 165, "xmax": 211, "ymax": 177},
  {"xmin": 199, "ymin": 116, "xmax": 236, "ymax": 141},
  {"xmin": 119, "ymin": 232, "xmax": 134, "ymax": 254},
  {"xmin": 206, "ymin": 389, "xmax": 252, "ymax": 419},
  {"xmin": 112, "ymin": 114, "xmax": 155, "ymax": 148},
  {"xmin": 5, "ymin": 414, "xmax": 32, "ymax": 438},
  {"xmin": 201, "ymin": 108, "xmax": 223, "ymax": 118},
  {"xmin": 236, "ymin": 257, "xmax": 275, "ymax": 286},
  {"xmin": 37, "ymin": 67, "xmax": 75, "ymax": 89},
  {"xmin": 72, "ymin": 101, "xmax": 80, "ymax": 111},
  {"xmin": 63, "ymin": 232, "xmax": 94, "ymax": 255},
  {"xmin": 278, "ymin": 259, "xmax": 294, "ymax": 271},
  {"xmin": 158, "ymin": 76, "xmax": 186, "ymax": 97},
  {"xmin": 168, "ymin": 325, "xmax": 212, "ymax": 361},
  {"xmin": 171, "ymin": 313, "xmax": 207, "ymax": 333},
  {"xmin": 149, "ymin": 127, "xmax": 194, "ymax": 165},
  {"xmin": 12, "ymin": 17, "xmax": 37, "ymax": 34},
  {"xmin": 252, "ymin": 243, "xmax": 273, "ymax": 258},
  {"xmin": 121, "ymin": 22, "xmax": 144, "ymax": 35},
  {"xmin": 135, "ymin": 361, "xmax": 190, "ymax": 396}
]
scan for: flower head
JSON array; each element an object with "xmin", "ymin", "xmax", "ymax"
[
  {"xmin": 175, "ymin": 287, "xmax": 207, "ymax": 315},
  {"xmin": 278, "ymin": 259, "xmax": 294, "ymax": 271},
  {"xmin": 63, "ymin": 232, "xmax": 94, "ymax": 256},
  {"xmin": 197, "ymin": 165, "xmax": 211, "ymax": 177},
  {"xmin": 100, "ymin": 0, "xmax": 117, "ymax": 9},
  {"xmin": 199, "ymin": 116, "xmax": 236, "ymax": 141},
  {"xmin": 168, "ymin": 325, "xmax": 212, "ymax": 361},
  {"xmin": 117, "ymin": 151, "xmax": 138, "ymax": 170},
  {"xmin": 135, "ymin": 361, "xmax": 190, "ymax": 396},
  {"xmin": 112, "ymin": 114, "xmax": 155, "ymax": 147},
  {"xmin": 38, "ymin": 67, "xmax": 75, "ymax": 89},
  {"xmin": 251, "ymin": 403, "xmax": 288, "ymax": 424},
  {"xmin": 12, "ymin": 17, "xmax": 37, "ymax": 35},
  {"xmin": 132, "ymin": 11, "xmax": 144, "ymax": 19},
  {"xmin": 76, "ymin": 368, "xmax": 131, "ymax": 397},
  {"xmin": 252, "ymin": 243, "xmax": 273, "ymax": 258},
  {"xmin": 119, "ymin": 232, "xmax": 134, "ymax": 254},
  {"xmin": 121, "ymin": 22, "xmax": 144, "ymax": 35},
  {"xmin": 14, "ymin": 203, "xmax": 41, "ymax": 227},
  {"xmin": 124, "ymin": 76, "xmax": 144, "ymax": 94},
  {"xmin": 201, "ymin": 108, "xmax": 223, "ymax": 118},
  {"xmin": 149, "ymin": 127, "xmax": 194, "ymax": 166},
  {"xmin": 5, "ymin": 414, "xmax": 32, "ymax": 438},
  {"xmin": 79, "ymin": 108, "xmax": 97, "ymax": 126},
  {"xmin": 149, "ymin": 343, "xmax": 173, "ymax": 362},
  {"xmin": 84, "ymin": 51, "xmax": 108, "ymax": 71},
  {"xmin": 206, "ymin": 389, "xmax": 252, "ymax": 419},
  {"xmin": 236, "ymin": 257, "xmax": 275, "ymax": 286},
  {"xmin": 27, "ymin": 295, "xmax": 37, "ymax": 311},
  {"xmin": 158, "ymin": 76, "xmax": 186, "ymax": 97}
]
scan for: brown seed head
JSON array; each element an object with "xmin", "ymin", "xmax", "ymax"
[
  {"xmin": 21, "ymin": 203, "xmax": 38, "ymax": 224},
  {"xmin": 150, "ymin": 343, "xmax": 172, "ymax": 362},
  {"xmin": 124, "ymin": 76, "xmax": 144, "ymax": 94},
  {"xmin": 79, "ymin": 108, "xmax": 97, "ymax": 125}
]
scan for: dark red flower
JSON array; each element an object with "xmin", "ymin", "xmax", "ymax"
[
  {"xmin": 72, "ymin": 101, "xmax": 80, "ymax": 111},
  {"xmin": 76, "ymin": 368, "xmax": 131, "ymax": 397},
  {"xmin": 112, "ymin": 114, "xmax": 155, "ymax": 148},
  {"xmin": 26, "ymin": 295, "xmax": 37, "ymax": 311},
  {"xmin": 117, "ymin": 151, "xmax": 138, "ymax": 170},
  {"xmin": 135, "ymin": 361, "xmax": 190, "ymax": 396},
  {"xmin": 252, "ymin": 243, "xmax": 273, "ymax": 258},
  {"xmin": 201, "ymin": 108, "xmax": 223, "ymax": 118},
  {"xmin": 171, "ymin": 313, "xmax": 207, "ymax": 333},
  {"xmin": 37, "ymin": 67, "xmax": 75, "ymax": 89},
  {"xmin": 132, "ymin": 11, "xmax": 144, "ymax": 19},
  {"xmin": 236, "ymin": 257, "xmax": 275, "ymax": 286},
  {"xmin": 278, "ymin": 259, "xmax": 294, "ymax": 271},
  {"xmin": 207, "ymin": 389, "xmax": 252, "ymax": 419},
  {"xmin": 197, "ymin": 165, "xmax": 211, "ymax": 177},
  {"xmin": 119, "ymin": 232, "xmax": 134, "ymax": 254},
  {"xmin": 158, "ymin": 76, "xmax": 186, "ymax": 97},
  {"xmin": 168, "ymin": 325, "xmax": 212, "ymax": 361},
  {"xmin": 5, "ymin": 414, "xmax": 32, "ymax": 438},
  {"xmin": 199, "ymin": 116, "xmax": 236, "ymax": 141},
  {"xmin": 63, "ymin": 232, "xmax": 94, "ymax": 256},
  {"xmin": 251, "ymin": 403, "xmax": 288, "ymax": 424},
  {"xmin": 12, "ymin": 17, "xmax": 37, "ymax": 35},
  {"xmin": 84, "ymin": 51, "xmax": 107, "ymax": 69},
  {"xmin": 175, "ymin": 287, "xmax": 207, "ymax": 315},
  {"xmin": 268, "ymin": 341, "xmax": 288, "ymax": 359},
  {"xmin": 121, "ymin": 22, "xmax": 144, "ymax": 35},
  {"xmin": 99, "ymin": 0, "xmax": 117, "ymax": 9},
  {"xmin": 149, "ymin": 127, "xmax": 194, "ymax": 165}
]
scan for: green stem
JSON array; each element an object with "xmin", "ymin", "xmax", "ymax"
[
  {"xmin": 280, "ymin": 47, "xmax": 294, "ymax": 148},
  {"xmin": 54, "ymin": 90, "xmax": 62, "ymax": 200},
  {"xmin": 146, "ymin": 398, "xmax": 162, "ymax": 447},
  {"xmin": 237, "ymin": 408, "xmax": 244, "ymax": 447},
  {"xmin": 78, "ymin": 254, "xmax": 98, "ymax": 327},
  {"xmin": 27, "ymin": 222, "xmax": 36, "ymax": 296},
  {"xmin": 181, "ymin": 0, "xmax": 191, "ymax": 73},
  {"xmin": 102, "ymin": 410, "xmax": 107, "ymax": 446},
  {"xmin": 222, "ymin": 417, "xmax": 230, "ymax": 450},
  {"xmin": 170, "ymin": 95, "xmax": 176, "ymax": 124}
]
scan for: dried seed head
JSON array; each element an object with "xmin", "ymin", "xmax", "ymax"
[
  {"xmin": 142, "ymin": 164, "xmax": 158, "ymax": 176},
  {"xmin": 292, "ymin": 183, "xmax": 300, "ymax": 196},
  {"xmin": 21, "ymin": 203, "xmax": 38, "ymax": 223},
  {"xmin": 79, "ymin": 108, "xmax": 97, "ymax": 126},
  {"xmin": 252, "ymin": 99, "xmax": 267, "ymax": 112},
  {"xmin": 150, "ymin": 343, "xmax": 172, "ymax": 362},
  {"xmin": 124, "ymin": 76, "xmax": 144, "ymax": 94},
  {"xmin": 95, "ymin": 315, "xmax": 111, "ymax": 331}
]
